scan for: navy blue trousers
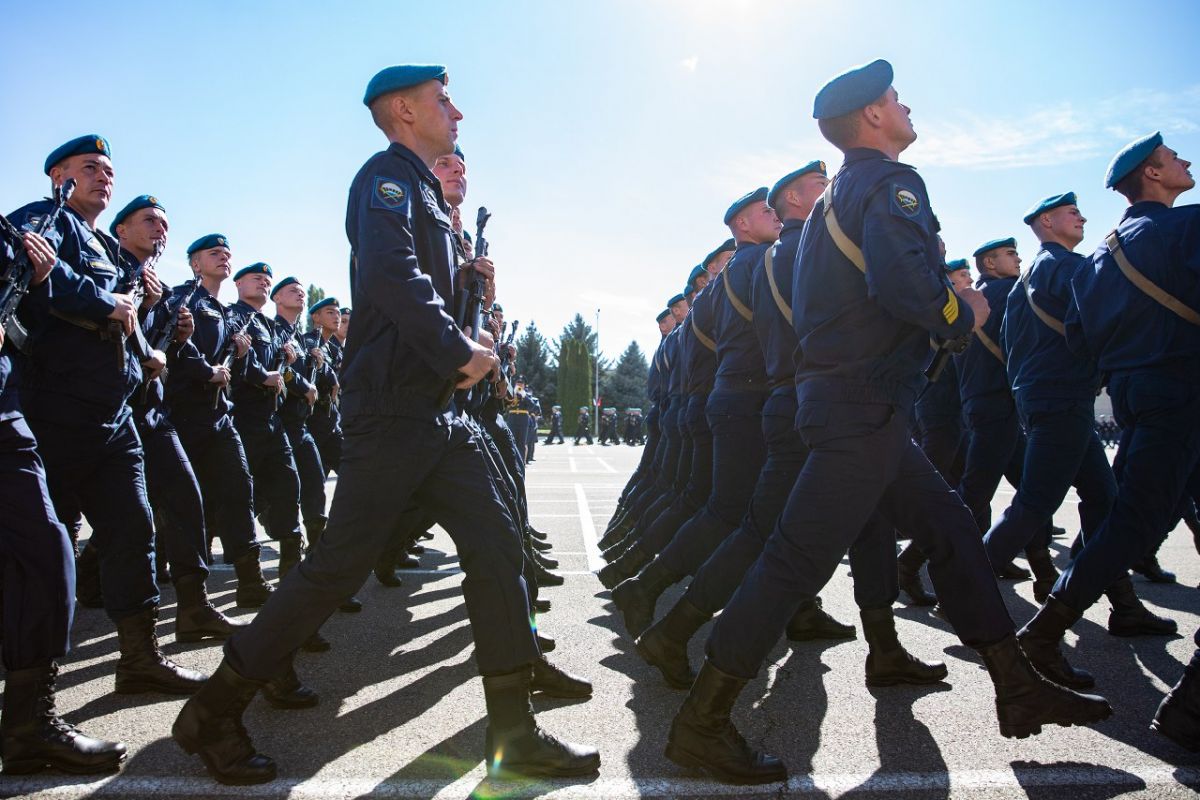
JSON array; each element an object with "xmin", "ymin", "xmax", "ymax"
[
  {"xmin": 174, "ymin": 414, "xmax": 260, "ymax": 563},
  {"xmin": 308, "ymin": 402, "xmax": 343, "ymax": 475},
  {"xmin": 227, "ymin": 414, "xmax": 538, "ymax": 681},
  {"xmin": 655, "ymin": 389, "xmax": 767, "ymax": 578},
  {"xmin": 0, "ymin": 414, "xmax": 74, "ymax": 670},
  {"xmin": 708, "ymin": 402, "xmax": 1013, "ymax": 679},
  {"xmin": 638, "ymin": 394, "xmax": 714, "ymax": 555},
  {"xmin": 138, "ymin": 419, "xmax": 209, "ymax": 579},
  {"xmin": 28, "ymin": 412, "xmax": 159, "ymax": 623},
  {"xmin": 284, "ymin": 419, "xmax": 329, "ymax": 534},
  {"xmin": 1055, "ymin": 368, "xmax": 1200, "ymax": 612},
  {"xmin": 984, "ymin": 397, "xmax": 1116, "ymax": 567},
  {"xmin": 232, "ymin": 413, "xmax": 302, "ymax": 544}
]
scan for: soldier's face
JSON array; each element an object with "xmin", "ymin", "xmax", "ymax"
[
  {"xmin": 117, "ymin": 207, "xmax": 169, "ymax": 256},
  {"xmin": 988, "ymin": 247, "xmax": 1021, "ymax": 278},
  {"xmin": 948, "ymin": 269, "xmax": 973, "ymax": 292},
  {"xmin": 693, "ymin": 272, "xmax": 711, "ymax": 293},
  {"xmin": 707, "ymin": 250, "xmax": 733, "ymax": 276},
  {"xmin": 433, "ymin": 153, "xmax": 467, "ymax": 207},
  {"xmin": 237, "ymin": 273, "xmax": 271, "ymax": 303},
  {"xmin": 737, "ymin": 202, "xmax": 783, "ymax": 244},
  {"xmin": 658, "ymin": 316, "xmax": 675, "ymax": 335},
  {"xmin": 670, "ymin": 300, "xmax": 689, "ymax": 322},
  {"xmin": 194, "ymin": 247, "xmax": 232, "ymax": 281},
  {"xmin": 54, "ymin": 154, "xmax": 114, "ymax": 217},
  {"xmin": 1043, "ymin": 205, "xmax": 1086, "ymax": 246},
  {"xmin": 876, "ymin": 87, "xmax": 917, "ymax": 148},
  {"xmin": 339, "ymin": 312, "xmax": 350, "ymax": 337},
  {"xmin": 274, "ymin": 282, "xmax": 306, "ymax": 311},
  {"xmin": 1152, "ymin": 145, "xmax": 1195, "ymax": 192},
  {"xmin": 313, "ymin": 307, "xmax": 341, "ymax": 334},
  {"xmin": 413, "ymin": 81, "xmax": 463, "ymax": 161},
  {"xmin": 790, "ymin": 172, "xmax": 829, "ymax": 219}
]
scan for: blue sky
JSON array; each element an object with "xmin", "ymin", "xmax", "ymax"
[{"xmin": 3, "ymin": 0, "xmax": 1198, "ymax": 367}]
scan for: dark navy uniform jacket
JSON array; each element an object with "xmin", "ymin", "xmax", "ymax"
[
  {"xmin": 8, "ymin": 202, "xmax": 140, "ymax": 424},
  {"xmin": 301, "ymin": 330, "xmax": 340, "ymax": 412},
  {"xmin": 1003, "ymin": 242, "xmax": 1099, "ymax": 405},
  {"xmin": 1068, "ymin": 201, "xmax": 1200, "ymax": 373},
  {"xmin": 792, "ymin": 148, "xmax": 974, "ymax": 412},
  {"xmin": 675, "ymin": 310, "xmax": 699, "ymax": 395},
  {"xmin": 713, "ymin": 241, "xmax": 771, "ymax": 393},
  {"xmin": 0, "ymin": 240, "xmax": 20, "ymax": 421},
  {"xmin": 164, "ymin": 283, "xmax": 247, "ymax": 423},
  {"xmin": 754, "ymin": 219, "xmax": 802, "ymax": 388},
  {"xmin": 343, "ymin": 142, "xmax": 471, "ymax": 422},
  {"xmin": 956, "ymin": 276, "xmax": 1015, "ymax": 418},
  {"xmin": 132, "ymin": 284, "xmax": 206, "ymax": 432},
  {"xmin": 664, "ymin": 325, "xmax": 685, "ymax": 398},
  {"xmin": 228, "ymin": 300, "xmax": 278, "ymax": 419},
  {"xmin": 685, "ymin": 286, "xmax": 718, "ymax": 396},
  {"xmin": 274, "ymin": 315, "xmax": 317, "ymax": 426}
]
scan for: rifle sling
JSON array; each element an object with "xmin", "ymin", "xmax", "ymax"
[
  {"xmin": 1105, "ymin": 229, "xmax": 1200, "ymax": 327},
  {"xmin": 722, "ymin": 270, "xmax": 753, "ymax": 321},
  {"xmin": 764, "ymin": 245, "xmax": 792, "ymax": 324},
  {"xmin": 1020, "ymin": 269, "xmax": 1066, "ymax": 336}
]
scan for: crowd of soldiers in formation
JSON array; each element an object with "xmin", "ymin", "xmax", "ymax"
[
  {"xmin": 1, "ymin": 55, "xmax": 1199, "ymax": 791},
  {"xmin": 517, "ymin": 398, "xmax": 646, "ymax": 448}
]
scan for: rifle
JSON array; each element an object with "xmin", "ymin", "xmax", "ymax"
[
  {"xmin": 922, "ymin": 333, "xmax": 971, "ymax": 385},
  {"xmin": 147, "ymin": 276, "xmax": 201, "ymax": 352},
  {"xmin": 437, "ymin": 205, "xmax": 493, "ymax": 407},
  {"xmin": 109, "ymin": 238, "xmax": 162, "ymax": 371},
  {"xmin": 0, "ymin": 179, "xmax": 77, "ymax": 351},
  {"xmin": 212, "ymin": 311, "xmax": 255, "ymax": 409}
]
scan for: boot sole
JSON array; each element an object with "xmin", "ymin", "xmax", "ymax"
[
  {"xmin": 115, "ymin": 680, "xmax": 204, "ymax": 695},
  {"xmin": 488, "ymin": 755, "xmax": 600, "ymax": 779},
  {"xmin": 866, "ymin": 670, "xmax": 948, "ymax": 687},
  {"xmin": 1, "ymin": 753, "xmax": 125, "ymax": 775},
  {"xmin": 664, "ymin": 742, "xmax": 786, "ymax": 785},
  {"xmin": 173, "ymin": 729, "xmax": 278, "ymax": 785},
  {"xmin": 900, "ymin": 593, "xmax": 937, "ymax": 607},
  {"xmin": 1107, "ymin": 624, "xmax": 1178, "ymax": 637},
  {"xmin": 531, "ymin": 687, "xmax": 593, "ymax": 700},
  {"xmin": 999, "ymin": 704, "xmax": 1113, "ymax": 739}
]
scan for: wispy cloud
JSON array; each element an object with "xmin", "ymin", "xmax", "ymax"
[
  {"xmin": 680, "ymin": 56, "xmax": 699, "ymax": 73},
  {"xmin": 909, "ymin": 85, "xmax": 1200, "ymax": 170}
]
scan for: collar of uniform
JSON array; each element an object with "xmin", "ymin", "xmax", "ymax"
[
  {"xmin": 1039, "ymin": 241, "xmax": 1069, "ymax": 256},
  {"xmin": 387, "ymin": 141, "xmax": 440, "ymax": 186},
  {"xmin": 842, "ymin": 147, "xmax": 891, "ymax": 165},
  {"xmin": 1124, "ymin": 200, "xmax": 1170, "ymax": 221},
  {"xmin": 232, "ymin": 299, "xmax": 268, "ymax": 319},
  {"xmin": 274, "ymin": 314, "xmax": 297, "ymax": 334},
  {"xmin": 781, "ymin": 218, "xmax": 806, "ymax": 234}
]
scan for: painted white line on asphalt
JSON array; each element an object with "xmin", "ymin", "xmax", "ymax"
[
  {"xmin": 575, "ymin": 482, "xmax": 605, "ymax": 573},
  {"xmin": 569, "ymin": 457, "xmax": 578, "ymax": 473},
  {"xmin": 594, "ymin": 457, "xmax": 618, "ymax": 473},
  {"xmin": 8, "ymin": 764, "xmax": 1199, "ymax": 798}
]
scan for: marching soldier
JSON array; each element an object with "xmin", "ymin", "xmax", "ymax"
[
  {"xmin": 574, "ymin": 405, "xmax": 593, "ymax": 445},
  {"xmin": 172, "ymin": 63, "xmax": 598, "ymax": 785},
  {"xmin": 544, "ymin": 404, "xmax": 564, "ymax": 444},
  {"xmin": 305, "ymin": 299, "xmax": 343, "ymax": 476}
]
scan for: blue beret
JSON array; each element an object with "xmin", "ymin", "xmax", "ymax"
[
  {"xmin": 767, "ymin": 161, "xmax": 828, "ymax": 208},
  {"xmin": 723, "ymin": 187, "xmax": 769, "ymax": 226},
  {"xmin": 186, "ymin": 233, "xmax": 230, "ymax": 256},
  {"xmin": 813, "ymin": 59, "xmax": 893, "ymax": 119},
  {"xmin": 685, "ymin": 264, "xmax": 706, "ymax": 292},
  {"xmin": 453, "ymin": 145, "xmax": 465, "ymax": 162},
  {"xmin": 972, "ymin": 238, "xmax": 1017, "ymax": 258},
  {"xmin": 363, "ymin": 64, "xmax": 447, "ymax": 106},
  {"xmin": 44, "ymin": 134, "xmax": 110, "ymax": 175},
  {"xmin": 108, "ymin": 194, "xmax": 165, "ymax": 237},
  {"xmin": 491, "ymin": 302, "xmax": 503, "ymax": 313},
  {"xmin": 269, "ymin": 276, "xmax": 300, "ymax": 299},
  {"xmin": 656, "ymin": 309, "xmax": 671, "ymax": 323},
  {"xmin": 702, "ymin": 238, "xmax": 736, "ymax": 268},
  {"xmin": 339, "ymin": 307, "xmax": 351, "ymax": 314},
  {"xmin": 1022, "ymin": 192, "xmax": 1078, "ymax": 225},
  {"xmin": 944, "ymin": 258, "xmax": 970, "ymax": 273},
  {"xmin": 667, "ymin": 293, "xmax": 687, "ymax": 308},
  {"xmin": 1105, "ymin": 131, "xmax": 1163, "ymax": 189},
  {"xmin": 309, "ymin": 297, "xmax": 340, "ymax": 316},
  {"xmin": 233, "ymin": 262, "xmax": 272, "ymax": 282}
]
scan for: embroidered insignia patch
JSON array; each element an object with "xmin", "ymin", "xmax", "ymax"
[
  {"xmin": 371, "ymin": 176, "xmax": 411, "ymax": 214},
  {"xmin": 893, "ymin": 185, "xmax": 921, "ymax": 217},
  {"xmin": 942, "ymin": 288, "xmax": 959, "ymax": 324}
]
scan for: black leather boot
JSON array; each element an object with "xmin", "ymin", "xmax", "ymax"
[
  {"xmin": 896, "ymin": 543, "xmax": 936, "ymax": 606},
  {"xmin": 532, "ymin": 561, "xmax": 564, "ymax": 587},
  {"xmin": 601, "ymin": 533, "xmax": 637, "ymax": 564},
  {"xmin": 665, "ymin": 659, "xmax": 786, "ymax": 785},
  {"xmin": 536, "ymin": 633, "xmax": 556, "ymax": 653},
  {"xmin": 977, "ymin": 634, "xmax": 1111, "ymax": 738},
  {"xmin": 995, "ymin": 561, "xmax": 1031, "ymax": 580},
  {"xmin": 374, "ymin": 557, "xmax": 403, "ymax": 587},
  {"xmin": 174, "ymin": 573, "xmax": 245, "ymax": 643},
  {"xmin": 1017, "ymin": 597, "xmax": 1095, "ymax": 689},
  {"xmin": 531, "ymin": 549, "xmax": 559, "ymax": 570},
  {"xmin": 397, "ymin": 552, "xmax": 421, "ymax": 569},
  {"xmin": 233, "ymin": 552, "xmax": 273, "ymax": 608},
  {"xmin": 300, "ymin": 630, "xmax": 331, "ymax": 652},
  {"xmin": 262, "ymin": 662, "xmax": 320, "ymax": 709},
  {"xmin": 636, "ymin": 597, "xmax": 710, "ymax": 689},
  {"xmin": 533, "ymin": 597, "xmax": 551, "ymax": 613},
  {"xmin": 1106, "ymin": 576, "xmax": 1177, "ymax": 636},
  {"xmin": 528, "ymin": 525, "xmax": 549, "ymax": 542},
  {"xmin": 1026, "ymin": 548, "xmax": 1058, "ymax": 605},
  {"xmin": 1151, "ymin": 647, "xmax": 1200, "ymax": 751},
  {"xmin": 304, "ymin": 519, "xmax": 325, "ymax": 556},
  {"xmin": 1132, "ymin": 554, "xmax": 1177, "ymax": 584},
  {"xmin": 1, "ymin": 663, "xmax": 126, "ymax": 775},
  {"xmin": 786, "ymin": 597, "xmax": 857, "ymax": 642},
  {"xmin": 115, "ymin": 608, "xmax": 207, "ymax": 694},
  {"xmin": 598, "ymin": 513, "xmax": 632, "ymax": 551},
  {"xmin": 75, "ymin": 544, "xmax": 104, "ymax": 609},
  {"xmin": 482, "ymin": 669, "xmax": 600, "ymax": 778},
  {"xmin": 339, "ymin": 595, "xmax": 364, "ymax": 613},
  {"xmin": 598, "ymin": 542, "xmax": 650, "ymax": 590},
  {"xmin": 277, "ymin": 537, "xmax": 303, "ymax": 581},
  {"xmin": 172, "ymin": 660, "xmax": 277, "ymax": 784},
  {"xmin": 860, "ymin": 607, "xmax": 946, "ymax": 686},
  {"xmin": 611, "ymin": 558, "xmax": 678, "ymax": 638},
  {"xmin": 530, "ymin": 657, "xmax": 592, "ymax": 699},
  {"xmin": 530, "ymin": 537, "xmax": 553, "ymax": 553}
]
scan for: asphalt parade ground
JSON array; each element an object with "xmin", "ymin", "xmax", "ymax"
[{"xmin": 3, "ymin": 441, "xmax": 1200, "ymax": 799}]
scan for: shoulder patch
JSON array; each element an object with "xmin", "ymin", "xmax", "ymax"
[
  {"xmin": 891, "ymin": 184, "xmax": 922, "ymax": 218},
  {"xmin": 370, "ymin": 176, "xmax": 411, "ymax": 215}
]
